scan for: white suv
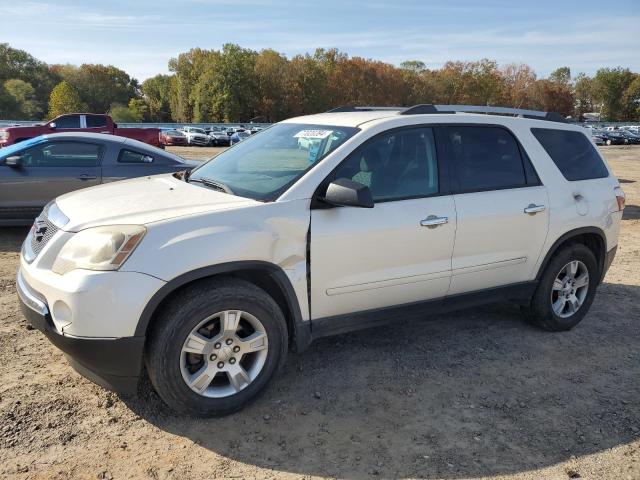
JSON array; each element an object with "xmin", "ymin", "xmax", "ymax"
[{"xmin": 17, "ymin": 105, "xmax": 625, "ymax": 416}]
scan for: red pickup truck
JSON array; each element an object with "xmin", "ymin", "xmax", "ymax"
[{"xmin": 0, "ymin": 113, "xmax": 161, "ymax": 148}]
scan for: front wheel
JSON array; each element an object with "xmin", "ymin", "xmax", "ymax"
[
  {"xmin": 146, "ymin": 278, "xmax": 288, "ymax": 416},
  {"xmin": 521, "ymin": 244, "xmax": 598, "ymax": 331}
]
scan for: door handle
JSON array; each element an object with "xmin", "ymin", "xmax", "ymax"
[
  {"xmin": 420, "ymin": 215, "xmax": 448, "ymax": 228},
  {"xmin": 524, "ymin": 204, "xmax": 546, "ymax": 214},
  {"xmin": 77, "ymin": 174, "xmax": 97, "ymax": 181}
]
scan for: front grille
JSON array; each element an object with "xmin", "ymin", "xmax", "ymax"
[{"xmin": 29, "ymin": 210, "xmax": 59, "ymax": 259}]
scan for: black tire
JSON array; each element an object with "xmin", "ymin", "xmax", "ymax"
[
  {"xmin": 145, "ymin": 277, "xmax": 288, "ymax": 416},
  {"xmin": 521, "ymin": 244, "xmax": 599, "ymax": 331}
]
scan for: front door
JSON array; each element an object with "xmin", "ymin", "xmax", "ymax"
[
  {"xmin": 310, "ymin": 126, "xmax": 456, "ymax": 320},
  {"xmin": 0, "ymin": 140, "xmax": 102, "ymax": 220}
]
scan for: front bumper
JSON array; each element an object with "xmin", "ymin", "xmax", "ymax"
[{"xmin": 17, "ymin": 268, "xmax": 149, "ymax": 394}]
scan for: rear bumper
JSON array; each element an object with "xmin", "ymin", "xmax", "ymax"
[{"xmin": 17, "ymin": 270, "xmax": 144, "ymax": 394}]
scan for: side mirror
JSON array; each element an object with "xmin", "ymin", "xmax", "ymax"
[
  {"xmin": 322, "ymin": 178, "xmax": 374, "ymax": 208},
  {"xmin": 5, "ymin": 155, "xmax": 23, "ymax": 168},
  {"xmin": 49, "ymin": 122, "xmax": 56, "ymax": 129}
]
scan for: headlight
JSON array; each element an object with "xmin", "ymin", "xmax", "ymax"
[
  {"xmin": 0, "ymin": 130, "xmax": 8, "ymax": 141},
  {"xmin": 52, "ymin": 225, "xmax": 146, "ymax": 275}
]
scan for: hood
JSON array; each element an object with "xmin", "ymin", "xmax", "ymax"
[{"xmin": 55, "ymin": 174, "xmax": 258, "ymax": 231}]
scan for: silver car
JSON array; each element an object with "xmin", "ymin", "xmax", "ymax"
[{"xmin": 0, "ymin": 132, "xmax": 197, "ymax": 225}]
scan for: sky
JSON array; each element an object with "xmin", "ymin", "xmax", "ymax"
[{"xmin": 1, "ymin": 0, "xmax": 638, "ymax": 82}]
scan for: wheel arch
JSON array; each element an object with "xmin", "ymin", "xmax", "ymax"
[
  {"xmin": 136, "ymin": 261, "xmax": 311, "ymax": 352},
  {"xmin": 536, "ymin": 227, "xmax": 607, "ymax": 283}
]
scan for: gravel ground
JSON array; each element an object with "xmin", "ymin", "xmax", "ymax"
[{"xmin": 0, "ymin": 146, "xmax": 638, "ymax": 480}]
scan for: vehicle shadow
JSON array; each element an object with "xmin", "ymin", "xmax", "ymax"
[
  {"xmin": 125, "ymin": 281, "xmax": 640, "ymax": 479},
  {"xmin": 0, "ymin": 227, "xmax": 29, "ymax": 253},
  {"xmin": 623, "ymin": 204, "xmax": 640, "ymax": 220}
]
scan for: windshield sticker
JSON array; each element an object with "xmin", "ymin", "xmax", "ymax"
[
  {"xmin": 308, "ymin": 143, "xmax": 321, "ymax": 163},
  {"xmin": 294, "ymin": 129, "xmax": 333, "ymax": 139}
]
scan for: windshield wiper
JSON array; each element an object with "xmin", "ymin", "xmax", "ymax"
[{"xmin": 189, "ymin": 176, "xmax": 234, "ymax": 195}]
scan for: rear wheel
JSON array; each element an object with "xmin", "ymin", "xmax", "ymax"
[
  {"xmin": 146, "ymin": 278, "xmax": 288, "ymax": 416},
  {"xmin": 521, "ymin": 244, "xmax": 598, "ymax": 331}
]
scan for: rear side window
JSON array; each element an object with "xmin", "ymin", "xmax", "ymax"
[
  {"xmin": 86, "ymin": 115, "xmax": 108, "ymax": 128},
  {"xmin": 531, "ymin": 128, "xmax": 608, "ymax": 181},
  {"xmin": 54, "ymin": 115, "xmax": 80, "ymax": 129},
  {"xmin": 118, "ymin": 149, "xmax": 154, "ymax": 164},
  {"xmin": 444, "ymin": 126, "xmax": 527, "ymax": 192}
]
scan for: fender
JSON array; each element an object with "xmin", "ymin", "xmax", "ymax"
[
  {"xmin": 535, "ymin": 226, "xmax": 607, "ymax": 281},
  {"xmin": 134, "ymin": 261, "xmax": 311, "ymax": 352}
]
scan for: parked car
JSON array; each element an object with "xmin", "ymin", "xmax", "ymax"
[
  {"xmin": 181, "ymin": 127, "xmax": 211, "ymax": 146},
  {"xmin": 17, "ymin": 105, "xmax": 623, "ymax": 417},
  {"xmin": 618, "ymin": 129, "xmax": 640, "ymax": 145},
  {"xmin": 600, "ymin": 130, "xmax": 626, "ymax": 145},
  {"xmin": 0, "ymin": 132, "xmax": 197, "ymax": 225},
  {"xmin": 229, "ymin": 130, "xmax": 251, "ymax": 145},
  {"xmin": 592, "ymin": 132, "xmax": 605, "ymax": 145},
  {"xmin": 159, "ymin": 129, "xmax": 187, "ymax": 146},
  {"xmin": 208, "ymin": 129, "xmax": 231, "ymax": 146},
  {"xmin": 0, "ymin": 114, "xmax": 161, "ymax": 148}
]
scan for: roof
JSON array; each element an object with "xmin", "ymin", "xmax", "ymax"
[{"xmin": 282, "ymin": 105, "xmax": 571, "ymax": 129}]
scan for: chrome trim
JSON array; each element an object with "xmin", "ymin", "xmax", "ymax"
[
  {"xmin": 420, "ymin": 215, "xmax": 449, "ymax": 228},
  {"xmin": 16, "ymin": 269, "xmax": 49, "ymax": 316},
  {"xmin": 47, "ymin": 202, "xmax": 69, "ymax": 229}
]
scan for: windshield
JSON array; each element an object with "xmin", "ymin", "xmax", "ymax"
[
  {"xmin": 0, "ymin": 136, "xmax": 46, "ymax": 159},
  {"xmin": 189, "ymin": 123, "xmax": 359, "ymax": 201}
]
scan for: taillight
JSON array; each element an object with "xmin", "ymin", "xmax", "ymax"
[{"xmin": 614, "ymin": 186, "xmax": 625, "ymax": 211}]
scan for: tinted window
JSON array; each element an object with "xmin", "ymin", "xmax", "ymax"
[
  {"xmin": 20, "ymin": 142, "xmax": 101, "ymax": 167},
  {"xmin": 531, "ymin": 128, "xmax": 608, "ymax": 181},
  {"xmin": 445, "ymin": 126, "xmax": 526, "ymax": 192},
  {"xmin": 53, "ymin": 115, "xmax": 81, "ymax": 129},
  {"xmin": 119, "ymin": 149, "xmax": 154, "ymax": 164},
  {"xmin": 332, "ymin": 127, "xmax": 439, "ymax": 202},
  {"xmin": 86, "ymin": 115, "xmax": 108, "ymax": 128}
]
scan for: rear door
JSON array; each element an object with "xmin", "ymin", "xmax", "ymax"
[
  {"xmin": 83, "ymin": 114, "xmax": 112, "ymax": 134},
  {"xmin": 0, "ymin": 141, "xmax": 102, "ymax": 216},
  {"xmin": 442, "ymin": 125, "xmax": 549, "ymax": 295}
]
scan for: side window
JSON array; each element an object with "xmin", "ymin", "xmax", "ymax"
[
  {"xmin": 53, "ymin": 115, "xmax": 81, "ymax": 129},
  {"xmin": 444, "ymin": 126, "xmax": 527, "ymax": 192},
  {"xmin": 118, "ymin": 149, "xmax": 154, "ymax": 164},
  {"xmin": 531, "ymin": 128, "xmax": 608, "ymax": 181},
  {"xmin": 86, "ymin": 115, "xmax": 108, "ymax": 128},
  {"xmin": 331, "ymin": 127, "xmax": 439, "ymax": 202},
  {"xmin": 20, "ymin": 142, "xmax": 102, "ymax": 167}
]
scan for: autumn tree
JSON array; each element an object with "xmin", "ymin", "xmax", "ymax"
[{"xmin": 48, "ymin": 81, "xmax": 86, "ymax": 118}]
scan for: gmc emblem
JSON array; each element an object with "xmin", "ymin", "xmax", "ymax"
[{"xmin": 33, "ymin": 219, "xmax": 48, "ymax": 242}]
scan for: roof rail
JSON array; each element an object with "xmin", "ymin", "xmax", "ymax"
[
  {"xmin": 400, "ymin": 104, "xmax": 567, "ymax": 123},
  {"xmin": 326, "ymin": 106, "xmax": 404, "ymax": 113}
]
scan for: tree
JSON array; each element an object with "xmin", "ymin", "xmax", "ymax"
[
  {"xmin": 573, "ymin": 73, "xmax": 595, "ymax": 120},
  {"xmin": 549, "ymin": 67, "xmax": 571, "ymax": 86},
  {"xmin": 141, "ymin": 74, "xmax": 173, "ymax": 122},
  {"xmin": 4, "ymin": 79, "xmax": 40, "ymax": 119},
  {"xmin": 57, "ymin": 63, "xmax": 138, "ymax": 113},
  {"xmin": 622, "ymin": 76, "xmax": 640, "ymax": 120},
  {"xmin": 592, "ymin": 67, "xmax": 636, "ymax": 120},
  {"xmin": 0, "ymin": 43, "xmax": 58, "ymax": 115},
  {"xmin": 128, "ymin": 98, "xmax": 148, "ymax": 122},
  {"xmin": 109, "ymin": 103, "xmax": 140, "ymax": 122},
  {"xmin": 501, "ymin": 64, "xmax": 537, "ymax": 108},
  {"xmin": 400, "ymin": 60, "xmax": 426, "ymax": 73},
  {"xmin": 0, "ymin": 83, "xmax": 21, "ymax": 119},
  {"xmin": 48, "ymin": 81, "xmax": 86, "ymax": 118}
]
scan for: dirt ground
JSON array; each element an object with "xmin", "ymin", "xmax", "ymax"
[{"xmin": 0, "ymin": 146, "xmax": 639, "ymax": 480}]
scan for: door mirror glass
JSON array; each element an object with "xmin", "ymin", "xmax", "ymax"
[
  {"xmin": 49, "ymin": 122, "xmax": 56, "ymax": 129},
  {"xmin": 4, "ymin": 155, "xmax": 23, "ymax": 167},
  {"xmin": 322, "ymin": 178, "xmax": 374, "ymax": 208}
]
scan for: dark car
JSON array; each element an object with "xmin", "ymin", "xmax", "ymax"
[
  {"xmin": 208, "ymin": 129, "xmax": 231, "ymax": 146},
  {"xmin": 619, "ymin": 130, "xmax": 640, "ymax": 144},
  {"xmin": 599, "ymin": 130, "xmax": 626, "ymax": 145},
  {"xmin": 0, "ymin": 132, "xmax": 197, "ymax": 225}
]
